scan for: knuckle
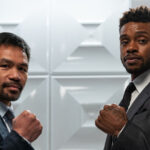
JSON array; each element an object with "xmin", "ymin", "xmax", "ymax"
[
  {"xmin": 111, "ymin": 104, "xmax": 116, "ymax": 107},
  {"xmin": 36, "ymin": 119, "xmax": 41, "ymax": 125},
  {"xmin": 100, "ymin": 110, "xmax": 104, "ymax": 115},
  {"xmin": 98, "ymin": 115, "xmax": 101, "ymax": 121},
  {"xmin": 30, "ymin": 114, "xmax": 36, "ymax": 120},
  {"xmin": 23, "ymin": 110, "xmax": 31, "ymax": 115},
  {"xmin": 39, "ymin": 124, "xmax": 43, "ymax": 128},
  {"xmin": 104, "ymin": 105, "xmax": 108, "ymax": 109},
  {"xmin": 40, "ymin": 125, "xmax": 43, "ymax": 132}
]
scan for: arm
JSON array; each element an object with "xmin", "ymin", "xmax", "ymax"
[
  {"xmin": 95, "ymin": 104, "xmax": 150, "ymax": 150},
  {"xmin": 112, "ymin": 110, "xmax": 150, "ymax": 150},
  {"xmin": 0, "ymin": 110, "xmax": 43, "ymax": 150},
  {"xmin": 0, "ymin": 130, "xmax": 34, "ymax": 150},
  {"xmin": 95, "ymin": 104, "xmax": 127, "ymax": 136}
]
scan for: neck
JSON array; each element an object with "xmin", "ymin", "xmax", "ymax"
[
  {"xmin": 131, "ymin": 74, "xmax": 138, "ymax": 80},
  {"xmin": 131, "ymin": 69, "xmax": 150, "ymax": 81}
]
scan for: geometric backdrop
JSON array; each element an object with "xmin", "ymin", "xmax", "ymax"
[{"xmin": 0, "ymin": 0, "xmax": 148, "ymax": 149}]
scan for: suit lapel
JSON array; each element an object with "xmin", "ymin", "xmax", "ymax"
[
  {"xmin": 104, "ymin": 83, "xmax": 150, "ymax": 150},
  {"xmin": 0, "ymin": 117, "xmax": 9, "ymax": 140},
  {"xmin": 127, "ymin": 82, "xmax": 150, "ymax": 120}
]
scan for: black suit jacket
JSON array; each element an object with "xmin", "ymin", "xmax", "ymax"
[
  {"xmin": 0, "ymin": 117, "xmax": 34, "ymax": 150},
  {"xmin": 104, "ymin": 82, "xmax": 150, "ymax": 150}
]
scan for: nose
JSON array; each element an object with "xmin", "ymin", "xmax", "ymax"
[
  {"xmin": 126, "ymin": 41, "xmax": 138, "ymax": 53},
  {"xmin": 8, "ymin": 68, "xmax": 21, "ymax": 82}
]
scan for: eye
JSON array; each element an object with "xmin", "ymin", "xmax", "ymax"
[
  {"xmin": 138, "ymin": 39, "xmax": 148, "ymax": 44},
  {"xmin": 0, "ymin": 64, "xmax": 9, "ymax": 68},
  {"xmin": 120, "ymin": 40, "xmax": 129, "ymax": 46},
  {"xmin": 18, "ymin": 66, "xmax": 28, "ymax": 73}
]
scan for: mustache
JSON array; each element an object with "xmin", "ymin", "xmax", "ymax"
[{"xmin": 2, "ymin": 82, "xmax": 23, "ymax": 91}]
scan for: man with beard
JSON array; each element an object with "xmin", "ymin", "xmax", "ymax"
[
  {"xmin": 95, "ymin": 6, "xmax": 150, "ymax": 150},
  {"xmin": 0, "ymin": 32, "xmax": 42, "ymax": 150}
]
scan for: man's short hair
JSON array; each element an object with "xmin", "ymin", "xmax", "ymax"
[
  {"xmin": 120, "ymin": 6, "xmax": 150, "ymax": 30},
  {"xmin": 0, "ymin": 32, "xmax": 30, "ymax": 61}
]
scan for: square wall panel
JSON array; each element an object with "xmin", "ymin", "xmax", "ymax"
[
  {"xmin": 51, "ymin": 75, "xmax": 129, "ymax": 150},
  {"xmin": 13, "ymin": 76, "xmax": 49, "ymax": 150},
  {"xmin": 51, "ymin": 0, "xmax": 130, "ymax": 75},
  {"xmin": 0, "ymin": 0, "xmax": 49, "ymax": 75}
]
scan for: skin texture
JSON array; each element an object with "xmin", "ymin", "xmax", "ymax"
[
  {"xmin": 95, "ymin": 22, "xmax": 150, "ymax": 136},
  {"xmin": 0, "ymin": 45, "xmax": 28, "ymax": 106},
  {"xmin": 0, "ymin": 45, "xmax": 42, "ymax": 142},
  {"xmin": 12, "ymin": 110, "xmax": 42, "ymax": 142},
  {"xmin": 95, "ymin": 104, "xmax": 127, "ymax": 136},
  {"xmin": 120, "ymin": 22, "xmax": 150, "ymax": 80}
]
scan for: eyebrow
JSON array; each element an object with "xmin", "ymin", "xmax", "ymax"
[
  {"xmin": 0, "ymin": 58, "xmax": 13, "ymax": 64},
  {"xmin": 120, "ymin": 31, "xmax": 149, "ymax": 39},
  {"xmin": 0, "ymin": 58, "xmax": 28, "ymax": 67},
  {"xmin": 120, "ymin": 34, "xmax": 128, "ymax": 40}
]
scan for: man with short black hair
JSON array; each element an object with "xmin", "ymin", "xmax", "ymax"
[
  {"xmin": 95, "ymin": 6, "xmax": 150, "ymax": 150},
  {"xmin": 0, "ymin": 32, "xmax": 42, "ymax": 150}
]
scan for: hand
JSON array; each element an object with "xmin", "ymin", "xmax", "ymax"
[
  {"xmin": 95, "ymin": 104, "xmax": 127, "ymax": 136},
  {"xmin": 12, "ymin": 110, "xmax": 43, "ymax": 142}
]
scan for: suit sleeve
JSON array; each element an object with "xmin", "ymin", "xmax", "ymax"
[
  {"xmin": 0, "ymin": 130, "xmax": 34, "ymax": 150},
  {"xmin": 112, "ymin": 111, "xmax": 150, "ymax": 150}
]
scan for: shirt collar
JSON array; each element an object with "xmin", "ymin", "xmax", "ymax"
[
  {"xmin": 0, "ymin": 102, "xmax": 13, "ymax": 118},
  {"xmin": 133, "ymin": 69, "xmax": 150, "ymax": 94}
]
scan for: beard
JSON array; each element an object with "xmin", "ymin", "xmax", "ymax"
[
  {"xmin": 121, "ymin": 57, "xmax": 150, "ymax": 76},
  {"xmin": 0, "ymin": 82, "xmax": 23, "ymax": 102},
  {"xmin": 0, "ymin": 92, "xmax": 19, "ymax": 101}
]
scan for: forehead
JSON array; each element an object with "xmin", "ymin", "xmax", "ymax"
[
  {"xmin": 0, "ymin": 45, "xmax": 28, "ymax": 64},
  {"xmin": 120, "ymin": 22, "xmax": 150, "ymax": 35}
]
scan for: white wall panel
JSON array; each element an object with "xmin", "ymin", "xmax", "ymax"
[
  {"xmin": 51, "ymin": 0, "xmax": 130, "ymax": 149},
  {"xmin": 52, "ymin": 0, "xmax": 130, "ymax": 74},
  {"xmin": 51, "ymin": 76, "xmax": 129, "ymax": 150},
  {"xmin": 13, "ymin": 76, "xmax": 49, "ymax": 150},
  {"xmin": 0, "ymin": 0, "xmax": 49, "ymax": 74},
  {"xmin": 131, "ymin": 0, "xmax": 150, "ymax": 8}
]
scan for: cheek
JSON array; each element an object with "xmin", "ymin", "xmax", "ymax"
[
  {"xmin": 0, "ymin": 75, "xmax": 6, "ymax": 85},
  {"xmin": 140, "ymin": 48, "xmax": 150, "ymax": 60},
  {"xmin": 21, "ymin": 74, "xmax": 28, "ymax": 85}
]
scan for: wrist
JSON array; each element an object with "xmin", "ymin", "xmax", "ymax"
[{"xmin": 13, "ymin": 129, "xmax": 31, "ymax": 142}]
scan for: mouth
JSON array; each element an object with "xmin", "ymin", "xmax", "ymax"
[
  {"xmin": 124, "ymin": 55, "xmax": 142, "ymax": 64},
  {"xmin": 7, "ymin": 85, "xmax": 20, "ymax": 91},
  {"xmin": 3, "ymin": 83, "xmax": 22, "ymax": 92}
]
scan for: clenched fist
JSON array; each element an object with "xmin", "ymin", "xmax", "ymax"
[
  {"xmin": 95, "ymin": 104, "xmax": 127, "ymax": 136},
  {"xmin": 12, "ymin": 110, "xmax": 43, "ymax": 142}
]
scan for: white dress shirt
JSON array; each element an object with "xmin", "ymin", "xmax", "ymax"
[{"xmin": 128, "ymin": 69, "xmax": 150, "ymax": 110}]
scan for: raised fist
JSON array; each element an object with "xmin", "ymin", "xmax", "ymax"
[{"xmin": 12, "ymin": 110, "xmax": 43, "ymax": 142}]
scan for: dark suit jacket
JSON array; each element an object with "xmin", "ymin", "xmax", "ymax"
[
  {"xmin": 0, "ymin": 117, "xmax": 34, "ymax": 150},
  {"xmin": 104, "ymin": 82, "xmax": 150, "ymax": 150}
]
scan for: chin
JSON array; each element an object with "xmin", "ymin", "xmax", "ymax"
[
  {"xmin": 9, "ymin": 95, "xmax": 20, "ymax": 101},
  {"xmin": 2, "ymin": 93, "xmax": 20, "ymax": 102},
  {"xmin": 125, "ymin": 66, "xmax": 147, "ymax": 75}
]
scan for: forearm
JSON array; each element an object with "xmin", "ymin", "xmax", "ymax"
[
  {"xmin": 112, "ymin": 121, "xmax": 150, "ymax": 150},
  {"xmin": 0, "ymin": 130, "xmax": 34, "ymax": 150}
]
